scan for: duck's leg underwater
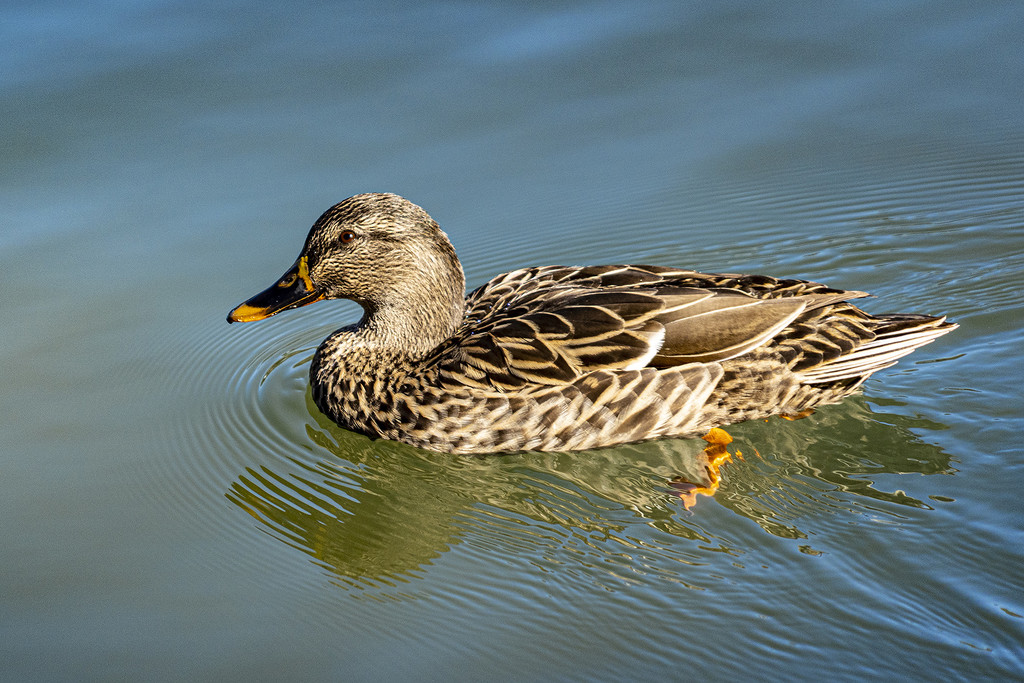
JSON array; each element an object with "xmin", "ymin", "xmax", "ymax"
[{"xmin": 781, "ymin": 408, "xmax": 816, "ymax": 421}]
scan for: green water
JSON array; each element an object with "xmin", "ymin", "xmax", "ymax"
[{"xmin": 2, "ymin": 1, "xmax": 1022, "ymax": 680}]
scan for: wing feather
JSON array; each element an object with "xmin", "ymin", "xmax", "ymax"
[{"xmin": 433, "ymin": 264, "xmax": 872, "ymax": 391}]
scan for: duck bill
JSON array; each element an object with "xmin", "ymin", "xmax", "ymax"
[{"xmin": 227, "ymin": 256, "xmax": 325, "ymax": 323}]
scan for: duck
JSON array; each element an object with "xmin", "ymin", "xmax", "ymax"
[{"xmin": 227, "ymin": 192, "xmax": 956, "ymax": 455}]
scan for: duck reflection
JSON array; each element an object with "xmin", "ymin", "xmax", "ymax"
[{"xmin": 226, "ymin": 392, "xmax": 952, "ymax": 589}]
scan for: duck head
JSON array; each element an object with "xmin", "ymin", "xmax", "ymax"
[{"xmin": 227, "ymin": 193, "xmax": 467, "ymax": 348}]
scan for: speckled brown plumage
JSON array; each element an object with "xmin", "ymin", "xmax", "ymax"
[{"xmin": 228, "ymin": 193, "xmax": 957, "ymax": 454}]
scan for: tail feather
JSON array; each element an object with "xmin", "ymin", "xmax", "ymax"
[{"xmin": 800, "ymin": 315, "xmax": 957, "ymax": 384}]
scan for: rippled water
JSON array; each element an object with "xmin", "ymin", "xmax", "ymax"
[{"xmin": 2, "ymin": 1, "xmax": 1023, "ymax": 680}]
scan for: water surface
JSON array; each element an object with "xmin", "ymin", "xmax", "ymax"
[{"xmin": 2, "ymin": 1, "xmax": 1022, "ymax": 680}]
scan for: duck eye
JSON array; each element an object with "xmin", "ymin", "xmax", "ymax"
[{"xmin": 340, "ymin": 230, "xmax": 357, "ymax": 244}]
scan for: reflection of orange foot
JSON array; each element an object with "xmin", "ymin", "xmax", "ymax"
[
  {"xmin": 670, "ymin": 428, "xmax": 741, "ymax": 509},
  {"xmin": 781, "ymin": 408, "xmax": 815, "ymax": 421}
]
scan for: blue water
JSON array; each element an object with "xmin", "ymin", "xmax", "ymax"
[{"xmin": 2, "ymin": 1, "xmax": 1022, "ymax": 680}]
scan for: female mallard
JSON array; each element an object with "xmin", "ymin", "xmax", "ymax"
[{"xmin": 228, "ymin": 193, "xmax": 956, "ymax": 454}]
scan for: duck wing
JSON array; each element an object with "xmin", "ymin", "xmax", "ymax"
[{"xmin": 431, "ymin": 265, "xmax": 869, "ymax": 391}]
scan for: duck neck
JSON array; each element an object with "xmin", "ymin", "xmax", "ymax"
[
  {"xmin": 360, "ymin": 298, "xmax": 462, "ymax": 358},
  {"xmin": 356, "ymin": 264, "xmax": 466, "ymax": 359}
]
